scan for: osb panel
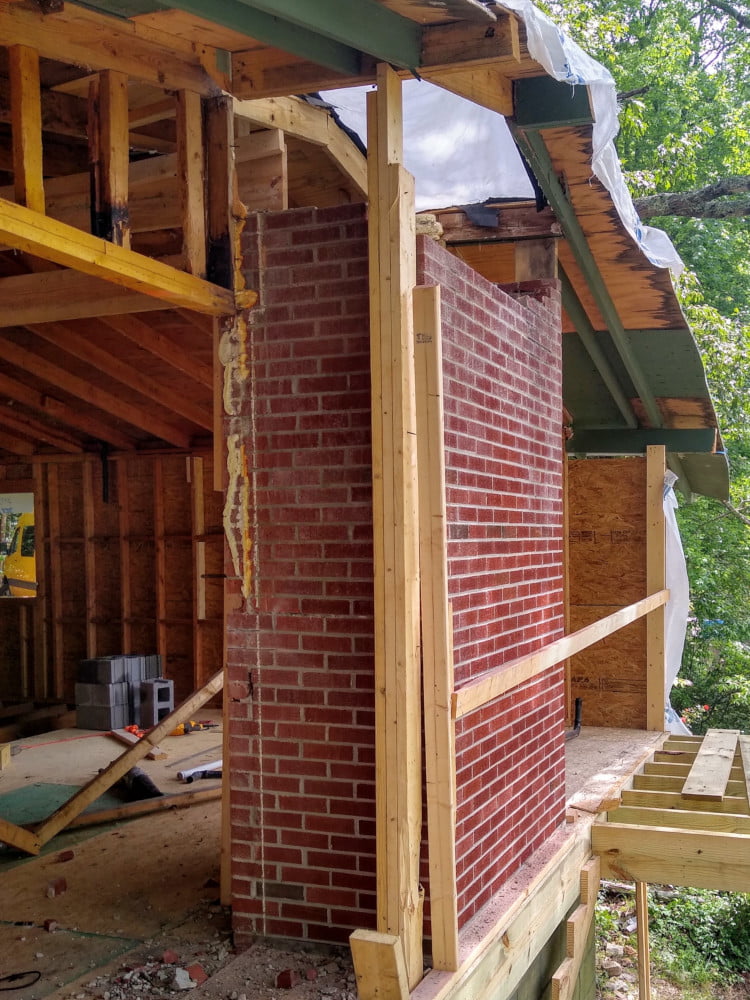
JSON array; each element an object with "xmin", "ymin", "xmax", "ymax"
[{"xmin": 567, "ymin": 457, "xmax": 646, "ymax": 606}]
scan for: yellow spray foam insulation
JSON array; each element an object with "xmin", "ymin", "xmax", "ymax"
[{"xmin": 223, "ymin": 433, "xmax": 253, "ymax": 601}]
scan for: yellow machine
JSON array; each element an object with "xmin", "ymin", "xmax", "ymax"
[{"xmin": 1, "ymin": 513, "xmax": 36, "ymax": 597}]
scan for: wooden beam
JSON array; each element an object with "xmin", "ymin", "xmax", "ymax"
[
  {"xmin": 453, "ymin": 589, "xmax": 669, "ymax": 720},
  {"xmin": 0, "ymin": 2, "xmax": 224, "ymax": 97},
  {"xmin": 367, "ymin": 65, "xmax": 422, "ymax": 989},
  {"xmin": 0, "ymin": 269, "xmax": 169, "ymax": 327},
  {"xmin": 515, "ymin": 237, "xmax": 558, "ymax": 281},
  {"xmin": 551, "ymin": 857, "xmax": 600, "ymax": 1000},
  {"xmin": 609, "ymin": 805, "xmax": 750, "ymax": 835},
  {"xmin": 420, "ymin": 66, "xmax": 512, "ymax": 116},
  {"xmin": 176, "ymin": 89, "xmax": 207, "ymax": 277},
  {"xmin": 0, "ymin": 430, "xmax": 34, "ymax": 455},
  {"xmin": 103, "ymin": 313, "xmax": 213, "ymax": 389},
  {"xmin": 0, "ymin": 369, "xmax": 135, "ymax": 451},
  {"xmin": 98, "ymin": 70, "xmax": 131, "ymax": 248},
  {"xmin": 419, "ymin": 15, "xmax": 521, "ymax": 72},
  {"xmin": 682, "ymin": 729, "xmax": 740, "ymax": 801},
  {"xmin": 636, "ymin": 882, "xmax": 651, "ymax": 1000},
  {"xmin": 350, "ymin": 930, "xmax": 410, "ymax": 1000},
  {"xmin": 0, "ymin": 336, "xmax": 192, "ymax": 448},
  {"xmin": 414, "ymin": 284, "xmax": 458, "ymax": 972},
  {"xmin": 234, "ymin": 96, "xmax": 367, "ymax": 198},
  {"xmin": 31, "ymin": 668, "xmax": 224, "ymax": 849},
  {"xmin": 632, "ymin": 772, "xmax": 745, "ymax": 796},
  {"xmin": 593, "ymin": 822, "xmax": 750, "ymax": 892},
  {"xmin": 0, "ymin": 404, "xmax": 82, "ymax": 454},
  {"xmin": 27, "ymin": 321, "xmax": 212, "ymax": 430},
  {"xmin": 620, "ymin": 788, "xmax": 749, "ymax": 815},
  {"xmin": 646, "ymin": 445, "xmax": 666, "ymax": 730},
  {"xmin": 0, "ymin": 196, "xmax": 238, "ymax": 315},
  {"xmin": 9, "ymin": 45, "xmax": 45, "ymax": 215}
]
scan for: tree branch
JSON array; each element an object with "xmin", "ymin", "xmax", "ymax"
[
  {"xmin": 718, "ymin": 498, "xmax": 750, "ymax": 526},
  {"xmin": 633, "ymin": 176, "xmax": 750, "ymax": 219},
  {"xmin": 706, "ymin": 0, "xmax": 750, "ymax": 29}
]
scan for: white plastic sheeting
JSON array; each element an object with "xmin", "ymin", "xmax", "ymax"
[
  {"xmin": 323, "ymin": 0, "xmax": 684, "ymax": 273},
  {"xmin": 663, "ymin": 472, "xmax": 692, "ymax": 734}
]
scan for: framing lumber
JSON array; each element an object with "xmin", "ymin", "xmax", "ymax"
[
  {"xmin": 30, "ymin": 668, "xmax": 224, "ymax": 850},
  {"xmin": 0, "ymin": 197, "xmax": 237, "ymax": 315},
  {"xmin": 350, "ymin": 931, "xmax": 410, "ymax": 1000},
  {"xmin": 0, "ymin": 816, "xmax": 41, "ymax": 855},
  {"xmin": 620, "ymin": 788, "xmax": 748, "ymax": 815},
  {"xmin": 0, "ymin": 269, "xmax": 168, "ymax": 327},
  {"xmin": 609, "ymin": 805, "xmax": 750, "ymax": 835},
  {"xmin": 0, "ymin": 337, "xmax": 192, "ymax": 448},
  {"xmin": 646, "ymin": 446, "xmax": 666, "ymax": 730},
  {"xmin": 96, "ymin": 71, "xmax": 131, "ymax": 247},
  {"xmin": 636, "ymin": 882, "xmax": 651, "ymax": 1000},
  {"xmin": 551, "ymin": 857, "xmax": 600, "ymax": 1000},
  {"xmin": 0, "ymin": 370, "xmax": 135, "ymax": 451},
  {"xmin": 740, "ymin": 735, "xmax": 750, "ymax": 803},
  {"xmin": 67, "ymin": 786, "xmax": 221, "ymax": 829},
  {"xmin": 27, "ymin": 321, "xmax": 212, "ymax": 430},
  {"xmin": 32, "ymin": 462, "xmax": 49, "ymax": 698},
  {"xmin": 234, "ymin": 96, "xmax": 367, "ymax": 198},
  {"xmin": 420, "ymin": 66, "xmax": 512, "ymax": 116},
  {"xmin": 366, "ymin": 65, "xmax": 422, "ymax": 990},
  {"xmin": 0, "ymin": 431, "xmax": 33, "ymax": 455},
  {"xmin": 205, "ymin": 95, "xmax": 236, "ymax": 290},
  {"xmin": 154, "ymin": 458, "xmax": 168, "ymax": 664},
  {"xmin": 414, "ymin": 284, "xmax": 458, "ymax": 972},
  {"xmin": 9, "ymin": 45, "xmax": 45, "ymax": 215},
  {"xmin": 176, "ymin": 89, "xmax": 207, "ymax": 277},
  {"xmin": 103, "ymin": 313, "xmax": 213, "ymax": 389},
  {"xmin": 0, "ymin": 2, "xmax": 225, "ymax": 97},
  {"xmin": 593, "ymin": 822, "xmax": 750, "ymax": 892},
  {"xmin": 682, "ymin": 729, "xmax": 740, "ymax": 801},
  {"xmin": 0, "ymin": 406, "xmax": 81, "ymax": 454},
  {"xmin": 46, "ymin": 463, "xmax": 64, "ymax": 698},
  {"xmin": 453, "ymin": 589, "xmax": 669, "ymax": 719}
]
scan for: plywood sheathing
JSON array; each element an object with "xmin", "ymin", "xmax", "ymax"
[{"xmin": 567, "ymin": 457, "xmax": 648, "ymax": 728}]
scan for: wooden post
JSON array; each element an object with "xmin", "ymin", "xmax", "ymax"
[
  {"xmin": 365, "ymin": 64, "xmax": 423, "ymax": 990},
  {"xmin": 205, "ymin": 95, "xmax": 235, "ymax": 290},
  {"xmin": 414, "ymin": 285, "xmax": 458, "ymax": 971},
  {"xmin": 636, "ymin": 881, "xmax": 652, "ymax": 1000},
  {"xmin": 515, "ymin": 237, "xmax": 557, "ymax": 281},
  {"xmin": 47, "ymin": 462, "xmax": 64, "ymax": 700},
  {"xmin": 154, "ymin": 457, "xmax": 168, "ymax": 665},
  {"xmin": 646, "ymin": 445, "xmax": 666, "ymax": 730},
  {"xmin": 99, "ymin": 70, "xmax": 131, "ymax": 248},
  {"xmin": 9, "ymin": 44, "xmax": 45, "ymax": 215},
  {"xmin": 176, "ymin": 89, "xmax": 207, "ymax": 277}
]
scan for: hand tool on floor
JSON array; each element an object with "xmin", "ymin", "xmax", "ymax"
[{"xmin": 171, "ymin": 720, "xmax": 219, "ymax": 736}]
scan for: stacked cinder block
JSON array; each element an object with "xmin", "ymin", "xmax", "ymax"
[{"xmin": 75, "ymin": 653, "xmax": 163, "ymax": 730}]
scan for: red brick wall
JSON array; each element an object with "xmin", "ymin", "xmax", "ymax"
[
  {"xmin": 417, "ymin": 238, "xmax": 566, "ymax": 926},
  {"xmin": 225, "ymin": 207, "xmax": 565, "ymax": 946},
  {"xmin": 226, "ymin": 205, "xmax": 376, "ymax": 948}
]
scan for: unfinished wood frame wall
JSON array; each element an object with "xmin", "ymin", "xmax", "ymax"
[{"xmin": 0, "ymin": 452, "xmax": 223, "ymax": 705}]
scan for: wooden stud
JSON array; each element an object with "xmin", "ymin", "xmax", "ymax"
[
  {"xmin": 82, "ymin": 460, "xmax": 97, "ymax": 656},
  {"xmin": 350, "ymin": 930, "xmax": 409, "ymax": 1000},
  {"xmin": 32, "ymin": 669, "xmax": 224, "ymax": 849},
  {"xmin": 176, "ymin": 89, "xmax": 207, "ymax": 277},
  {"xmin": 636, "ymin": 882, "xmax": 651, "ymax": 1000},
  {"xmin": 414, "ymin": 284, "xmax": 458, "ymax": 972},
  {"xmin": 154, "ymin": 458, "xmax": 168, "ymax": 667},
  {"xmin": 119, "ymin": 463, "xmax": 132, "ymax": 652},
  {"xmin": 364, "ymin": 65, "xmax": 422, "ymax": 990},
  {"xmin": 9, "ymin": 44, "xmax": 45, "ymax": 215},
  {"xmin": 192, "ymin": 456, "xmax": 207, "ymax": 693},
  {"xmin": 682, "ymin": 729, "xmax": 740, "ymax": 801},
  {"xmin": 453, "ymin": 589, "xmax": 668, "ymax": 719},
  {"xmin": 99, "ymin": 70, "xmax": 131, "ymax": 247},
  {"xmin": 46, "ymin": 463, "xmax": 64, "ymax": 700},
  {"xmin": 0, "ymin": 196, "xmax": 238, "ymax": 315},
  {"xmin": 646, "ymin": 445, "xmax": 666, "ymax": 730},
  {"xmin": 31, "ymin": 462, "xmax": 48, "ymax": 700}
]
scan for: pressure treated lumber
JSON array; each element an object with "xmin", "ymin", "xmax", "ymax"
[
  {"xmin": 0, "ymin": 196, "xmax": 237, "ymax": 315},
  {"xmin": 593, "ymin": 822, "xmax": 750, "ymax": 891},
  {"xmin": 740, "ymin": 735, "xmax": 750, "ymax": 803},
  {"xmin": 31, "ymin": 669, "xmax": 224, "ymax": 850},
  {"xmin": 350, "ymin": 930, "xmax": 409, "ymax": 1000},
  {"xmin": 551, "ymin": 857, "xmax": 600, "ymax": 1000},
  {"xmin": 414, "ymin": 284, "xmax": 458, "ymax": 972},
  {"xmin": 646, "ymin": 446, "xmax": 666, "ymax": 730},
  {"xmin": 620, "ymin": 788, "xmax": 749, "ymax": 815},
  {"xmin": 682, "ymin": 729, "xmax": 740, "ymax": 801},
  {"xmin": 636, "ymin": 882, "xmax": 651, "ymax": 1000},
  {"xmin": 609, "ymin": 805, "xmax": 750, "ymax": 835},
  {"xmin": 366, "ymin": 65, "xmax": 422, "ymax": 990},
  {"xmin": 453, "ymin": 589, "xmax": 669, "ymax": 719}
]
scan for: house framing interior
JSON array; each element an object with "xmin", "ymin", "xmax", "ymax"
[{"xmin": 0, "ymin": 2, "xmax": 745, "ymax": 999}]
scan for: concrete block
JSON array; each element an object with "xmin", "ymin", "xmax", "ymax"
[
  {"xmin": 140, "ymin": 678, "xmax": 174, "ymax": 726},
  {"xmin": 75, "ymin": 681, "xmax": 129, "ymax": 707},
  {"xmin": 76, "ymin": 703, "xmax": 129, "ymax": 731},
  {"xmin": 77, "ymin": 656, "xmax": 127, "ymax": 684}
]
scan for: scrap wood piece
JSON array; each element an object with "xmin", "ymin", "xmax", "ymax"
[
  {"xmin": 350, "ymin": 929, "xmax": 409, "ymax": 1000},
  {"xmin": 68, "ymin": 787, "xmax": 221, "ymax": 829},
  {"xmin": 109, "ymin": 727, "xmax": 167, "ymax": 760},
  {"xmin": 29, "ymin": 669, "xmax": 224, "ymax": 852},
  {"xmin": 682, "ymin": 728, "xmax": 739, "ymax": 801},
  {"xmin": 551, "ymin": 857, "xmax": 600, "ymax": 1000},
  {"xmin": 0, "ymin": 815, "xmax": 41, "ymax": 855}
]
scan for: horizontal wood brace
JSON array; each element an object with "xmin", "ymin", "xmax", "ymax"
[{"xmin": 452, "ymin": 589, "xmax": 668, "ymax": 719}]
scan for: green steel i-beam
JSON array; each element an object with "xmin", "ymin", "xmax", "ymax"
[
  {"xmin": 567, "ymin": 428, "xmax": 717, "ymax": 455},
  {"xmin": 560, "ymin": 269, "xmax": 637, "ymax": 429},
  {"xmin": 511, "ymin": 126, "xmax": 664, "ymax": 431}
]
